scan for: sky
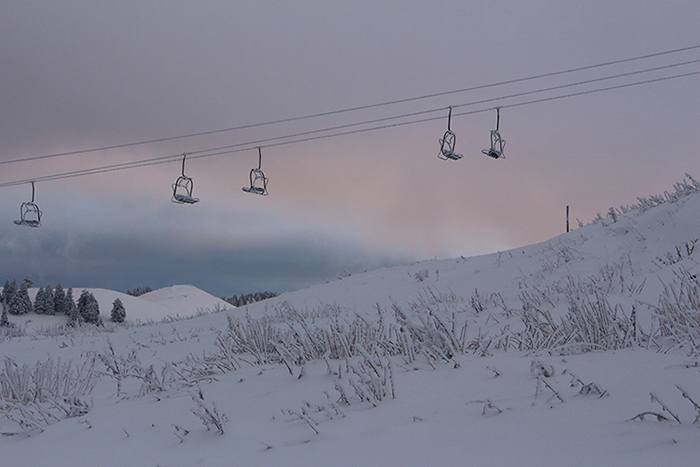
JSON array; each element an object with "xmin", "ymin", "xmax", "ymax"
[{"xmin": 1, "ymin": 1, "xmax": 699, "ymax": 297}]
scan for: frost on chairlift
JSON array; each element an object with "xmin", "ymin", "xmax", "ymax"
[
  {"xmin": 14, "ymin": 181, "xmax": 41, "ymax": 228},
  {"xmin": 482, "ymin": 108, "xmax": 506, "ymax": 160},
  {"xmin": 438, "ymin": 106, "xmax": 462, "ymax": 161},
  {"xmin": 242, "ymin": 147, "xmax": 269, "ymax": 196},
  {"xmin": 172, "ymin": 153, "xmax": 199, "ymax": 204}
]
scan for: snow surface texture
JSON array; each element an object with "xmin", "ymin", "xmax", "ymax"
[{"xmin": 1, "ymin": 178, "xmax": 700, "ymax": 466}]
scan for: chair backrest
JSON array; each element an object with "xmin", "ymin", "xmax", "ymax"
[
  {"xmin": 172, "ymin": 175, "xmax": 199, "ymax": 204},
  {"xmin": 243, "ymin": 168, "xmax": 268, "ymax": 195},
  {"xmin": 438, "ymin": 130, "xmax": 462, "ymax": 160},
  {"xmin": 16, "ymin": 202, "xmax": 41, "ymax": 227}
]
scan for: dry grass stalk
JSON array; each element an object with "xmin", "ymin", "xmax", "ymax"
[
  {"xmin": 675, "ymin": 384, "xmax": 700, "ymax": 424},
  {"xmin": 650, "ymin": 392, "xmax": 681, "ymax": 424}
]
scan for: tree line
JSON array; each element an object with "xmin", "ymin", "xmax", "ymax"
[
  {"xmin": 222, "ymin": 291, "xmax": 278, "ymax": 307},
  {"xmin": 0, "ymin": 277, "xmax": 126, "ymax": 326}
]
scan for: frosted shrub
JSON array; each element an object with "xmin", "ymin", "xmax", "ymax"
[
  {"xmin": 513, "ymin": 278, "xmax": 637, "ymax": 353},
  {"xmin": 190, "ymin": 388, "xmax": 227, "ymax": 434},
  {"xmin": 214, "ymin": 302, "xmax": 469, "ymax": 375},
  {"xmin": 651, "ymin": 274, "xmax": 700, "ymax": 353},
  {"xmin": 0, "ymin": 356, "xmax": 98, "ymax": 405},
  {"xmin": 0, "ymin": 356, "xmax": 98, "ymax": 435}
]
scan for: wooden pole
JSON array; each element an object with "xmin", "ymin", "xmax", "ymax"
[{"xmin": 566, "ymin": 205, "xmax": 570, "ymax": 233}]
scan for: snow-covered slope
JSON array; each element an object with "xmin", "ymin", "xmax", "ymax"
[
  {"xmin": 240, "ymin": 177, "xmax": 700, "ymax": 334},
  {"xmin": 18, "ymin": 285, "xmax": 232, "ymax": 330},
  {"xmin": 1, "ymin": 179, "xmax": 699, "ymax": 467},
  {"xmin": 139, "ymin": 284, "xmax": 232, "ymax": 318}
]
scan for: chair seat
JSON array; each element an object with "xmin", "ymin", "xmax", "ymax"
[
  {"xmin": 482, "ymin": 149, "xmax": 503, "ymax": 159},
  {"xmin": 242, "ymin": 186, "xmax": 266, "ymax": 195},
  {"xmin": 173, "ymin": 194, "xmax": 199, "ymax": 204},
  {"xmin": 14, "ymin": 219, "xmax": 40, "ymax": 227}
]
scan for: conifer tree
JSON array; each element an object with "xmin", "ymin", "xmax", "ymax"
[
  {"xmin": 110, "ymin": 298, "xmax": 126, "ymax": 323},
  {"xmin": 34, "ymin": 287, "xmax": 46, "ymax": 314},
  {"xmin": 78, "ymin": 290, "xmax": 101, "ymax": 325},
  {"xmin": 2, "ymin": 280, "xmax": 16, "ymax": 307},
  {"xmin": 54, "ymin": 284, "xmax": 66, "ymax": 315},
  {"xmin": 8, "ymin": 291, "xmax": 20, "ymax": 315},
  {"xmin": 44, "ymin": 285, "xmax": 55, "ymax": 315},
  {"xmin": 10, "ymin": 281, "xmax": 32, "ymax": 315},
  {"xmin": 0, "ymin": 307, "xmax": 8, "ymax": 327},
  {"xmin": 67, "ymin": 288, "xmax": 79, "ymax": 326}
]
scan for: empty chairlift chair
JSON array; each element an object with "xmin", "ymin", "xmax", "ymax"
[
  {"xmin": 438, "ymin": 106, "xmax": 462, "ymax": 161},
  {"xmin": 482, "ymin": 108, "xmax": 506, "ymax": 160},
  {"xmin": 242, "ymin": 147, "xmax": 269, "ymax": 196},
  {"xmin": 172, "ymin": 153, "xmax": 199, "ymax": 204},
  {"xmin": 14, "ymin": 181, "xmax": 41, "ymax": 228}
]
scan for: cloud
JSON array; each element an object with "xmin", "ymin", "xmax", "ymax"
[{"xmin": 0, "ymin": 194, "xmax": 409, "ymax": 296}]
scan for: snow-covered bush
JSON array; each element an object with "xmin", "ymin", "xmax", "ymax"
[
  {"xmin": 650, "ymin": 272, "xmax": 700, "ymax": 354},
  {"xmin": 511, "ymin": 275, "xmax": 638, "ymax": 353},
  {"xmin": 0, "ymin": 356, "xmax": 98, "ymax": 435}
]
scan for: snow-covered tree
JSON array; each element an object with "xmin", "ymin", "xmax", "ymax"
[
  {"xmin": 7, "ymin": 293, "xmax": 20, "ymax": 315},
  {"xmin": 34, "ymin": 286, "xmax": 47, "ymax": 314},
  {"xmin": 9, "ymin": 280, "xmax": 32, "ymax": 315},
  {"xmin": 66, "ymin": 288, "xmax": 79, "ymax": 326},
  {"xmin": 78, "ymin": 290, "xmax": 101, "ymax": 325},
  {"xmin": 110, "ymin": 298, "xmax": 126, "ymax": 323},
  {"xmin": 2, "ymin": 280, "xmax": 16, "ymax": 307},
  {"xmin": 54, "ymin": 283, "xmax": 66, "ymax": 315},
  {"xmin": 126, "ymin": 286, "xmax": 152, "ymax": 297},
  {"xmin": 0, "ymin": 307, "xmax": 8, "ymax": 327},
  {"xmin": 43, "ymin": 285, "xmax": 55, "ymax": 315}
]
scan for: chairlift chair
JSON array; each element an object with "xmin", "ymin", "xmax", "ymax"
[
  {"xmin": 172, "ymin": 153, "xmax": 199, "ymax": 204},
  {"xmin": 242, "ymin": 148, "xmax": 269, "ymax": 195},
  {"xmin": 14, "ymin": 181, "xmax": 41, "ymax": 228},
  {"xmin": 482, "ymin": 108, "xmax": 506, "ymax": 160},
  {"xmin": 438, "ymin": 107, "xmax": 462, "ymax": 161}
]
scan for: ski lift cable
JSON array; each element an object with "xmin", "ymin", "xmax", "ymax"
[
  {"xmin": 164, "ymin": 59, "xmax": 700, "ymax": 159},
  {"xmin": 482, "ymin": 69, "xmax": 700, "ymax": 114},
  {"xmin": 251, "ymin": 68, "xmax": 700, "ymax": 148},
  {"xmin": 3, "ymin": 58, "xmax": 699, "ymax": 181},
  {"xmin": 1, "ymin": 44, "xmax": 699, "ymax": 167},
  {"xmin": 0, "ymin": 154, "xmax": 185, "ymax": 187},
  {"xmin": 0, "ymin": 69, "xmax": 698, "ymax": 189}
]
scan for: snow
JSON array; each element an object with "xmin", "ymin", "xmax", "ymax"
[
  {"xmin": 16, "ymin": 285, "xmax": 232, "ymax": 332},
  {"xmin": 138, "ymin": 284, "xmax": 233, "ymax": 319},
  {"xmin": 1, "ymin": 181, "xmax": 699, "ymax": 466}
]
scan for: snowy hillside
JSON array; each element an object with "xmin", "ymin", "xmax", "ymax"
[
  {"xmin": 15, "ymin": 285, "xmax": 232, "ymax": 331},
  {"xmin": 1, "ymin": 178, "xmax": 699, "ymax": 466},
  {"xmin": 137, "ymin": 284, "xmax": 232, "ymax": 319}
]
